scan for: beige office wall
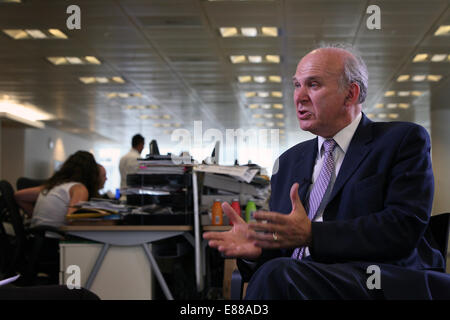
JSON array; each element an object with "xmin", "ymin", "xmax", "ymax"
[
  {"xmin": 23, "ymin": 126, "xmax": 95, "ymax": 181},
  {"xmin": 0, "ymin": 125, "xmax": 94, "ymax": 189},
  {"xmin": 1, "ymin": 126, "xmax": 25, "ymax": 186},
  {"xmin": 430, "ymin": 109, "xmax": 450, "ymax": 215}
]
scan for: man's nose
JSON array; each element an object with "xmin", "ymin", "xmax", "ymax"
[{"xmin": 294, "ymin": 87, "xmax": 309, "ymax": 105}]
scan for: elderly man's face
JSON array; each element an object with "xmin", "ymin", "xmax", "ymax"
[{"xmin": 293, "ymin": 49, "xmax": 352, "ymax": 138}]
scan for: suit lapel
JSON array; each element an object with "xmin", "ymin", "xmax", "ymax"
[
  {"xmin": 292, "ymin": 138, "xmax": 317, "ymax": 204},
  {"xmin": 327, "ymin": 114, "xmax": 374, "ymax": 205}
]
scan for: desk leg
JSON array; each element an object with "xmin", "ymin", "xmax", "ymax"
[
  {"xmin": 141, "ymin": 243, "xmax": 174, "ymax": 300},
  {"xmin": 85, "ymin": 243, "xmax": 109, "ymax": 290}
]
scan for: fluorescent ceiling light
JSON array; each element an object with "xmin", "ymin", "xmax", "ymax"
[
  {"xmin": 434, "ymin": 25, "xmax": 450, "ymax": 36},
  {"xmin": 398, "ymin": 91, "xmax": 410, "ymax": 97},
  {"xmin": 47, "ymin": 57, "xmax": 67, "ymax": 65},
  {"xmin": 427, "ymin": 75, "xmax": 442, "ymax": 81},
  {"xmin": 397, "ymin": 75, "xmax": 410, "ymax": 82},
  {"xmin": 387, "ymin": 103, "xmax": 397, "ymax": 109},
  {"xmin": 245, "ymin": 92, "xmax": 256, "ymax": 98},
  {"xmin": 388, "ymin": 113, "xmax": 399, "ymax": 119},
  {"xmin": 96, "ymin": 77, "xmax": 109, "ymax": 83},
  {"xmin": 411, "ymin": 91, "xmax": 423, "ymax": 96},
  {"xmin": 219, "ymin": 27, "xmax": 238, "ymax": 37},
  {"xmin": 253, "ymin": 76, "xmax": 266, "ymax": 83},
  {"xmin": 261, "ymin": 27, "xmax": 278, "ymax": 37},
  {"xmin": 275, "ymin": 113, "xmax": 284, "ymax": 119},
  {"xmin": 279, "ymin": 129, "xmax": 285, "ymax": 134},
  {"xmin": 378, "ymin": 113, "xmax": 387, "ymax": 119},
  {"xmin": 79, "ymin": 77, "xmax": 125, "ymax": 84},
  {"xmin": 266, "ymin": 122, "xmax": 274, "ymax": 127},
  {"xmin": 3, "ymin": 28, "xmax": 68, "ymax": 40},
  {"xmin": 431, "ymin": 54, "xmax": 447, "ymax": 62},
  {"xmin": 269, "ymin": 75, "xmax": 282, "ymax": 82},
  {"xmin": 271, "ymin": 91, "xmax": 282, "ymax": 98},
  {"xmin": 398, "ymin": 103, "xmax": 410, "ymax": 109},
  {"xmin": 48, "ymin": 29, "xmax": 68, "ymax": 39},
  {"xmin": 276, "ymin": 122, "xmax": 285, "ymax": 127},
  {"xmin": 0, "ymin": 100, "xmax": 53, "ymax": 127},
  {"xmin": 375, "ymin": 103, "xmax": 384, "ymax": 109},
  {"xmin": 272, "ymin": 104, "xmax": 283, "ymax": 109},
  {"xmin": 412, "ymin": 75, "xmax": 426, "ymax": 82},
  {"xmin": 238, "ymin": 76, "xmax": 252, "ymax": 83},
  {"xmin": 47, "ymin": 56, "xmax": 102, "ymax": 65},
  {"xmin": 25, "ymin": 29, "xmax": 47, "ymax": 39},
  {"xmin": 2, "ymin": 29, "xmax": 28, "ymax": 39},
  {"xmin": 384, "ymin": 91, "xmax": 395, "ymax": 97},
  {"xmin": 112, "ymin": 77, "xmax": 125, "ymax": 83},
  {"xmin": 230, "ymin": 55, "xmax": 246, "ymax": 63},
  {"xmin": 265, "ymin": 55, "xmax": 280, "ymax": 63},
  {"xmin": 66, "ymin": 57, "xmax": 83, "ymax": 64},
  {"xmin": 79, "ymin": 77, "xmax": 96, "ymax": 84},
  {"xmin": 252, "ymin": 114, "xmax": 262, "ymax": 118},
  {"xmin": 248, "ymin": 56, "xmax": 262, "ymax": 63},
  {"xmin": 248, "ymin": 104, "xmax": 259, "ymax": 109},
  {"xmin": 413, "ymin": 54, "xmax": 428, "ymax": 62},
  {"xmin": 263, "ymin": 114, "xmax": 273, "ymax": 118},
  {"xmin": 257, "ymin": 91, "xmax": 269, "ymax": 98},
  {"xmin": 241, "ymin": 27, "xmax": 257, "ymax": 37},
  {"xmin": 107, "ymin": 92, "xmax": 142, "ymax": 99},
  {"xmin": 261, "ymin": 104, "xmax": 271, "ymax": 109},
  {"xmin": 85, "ymin": 56, "xmax": 101, "ymax": 64}
]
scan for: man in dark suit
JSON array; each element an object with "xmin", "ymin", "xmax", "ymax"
[{"xmin": 203, "ymin": 44, "xmax": 449, "ymax": 299}]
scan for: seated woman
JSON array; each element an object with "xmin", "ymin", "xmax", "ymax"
[{"xmin": 14, "ymin": 150, "xmax": 107, "ymax": 228}]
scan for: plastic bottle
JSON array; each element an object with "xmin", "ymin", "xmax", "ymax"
[
  {"xmin": 230, "ymin": 199, "xmax": 241, "ymax": 225},
  {"xmin": 245, "ymin": 200, "xmax": 257, "ymax": 223},
  {"xmin": 212, "ymin": 200, "xmax": 223, "ymax": 226}
]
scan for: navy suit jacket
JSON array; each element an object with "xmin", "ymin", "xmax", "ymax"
[{"xmin": 238, "ymin": 114, "xmax": 445, "ymax": 293}]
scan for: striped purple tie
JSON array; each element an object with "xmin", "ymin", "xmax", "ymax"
[{"xmin": 292, "ymin": 139, "xmax": 337, "ymax": 260}]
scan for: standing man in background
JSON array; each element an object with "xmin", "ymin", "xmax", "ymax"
[{"xmin": 119, "ymin": 134, "xmax": 145, "ymax": 189}]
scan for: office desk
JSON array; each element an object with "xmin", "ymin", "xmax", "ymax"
[{"xmin": 60, "ymin": 225, "xmax": 194, "ymax": 300}]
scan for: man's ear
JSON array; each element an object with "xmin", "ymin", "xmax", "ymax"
[{"xmin": 344, "ymin": 83, "xmax": 360, "ymax": 106}]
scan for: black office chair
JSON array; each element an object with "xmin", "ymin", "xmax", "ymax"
[
  {"xmin": 0, "ymin": 180, "xmax": 65, "ymax": 285},
  {"xmin": 428, "ymin": 212, "xmax": 450, "ymax": 270},
  {"xmin": 229, "ymin": 212, "xmax": 450, "ymax": 299},
  {"xmin": 16, "ymin": 177, "xmax": 46, "ymax": 191}
]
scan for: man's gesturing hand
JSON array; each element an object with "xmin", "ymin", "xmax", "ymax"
[
  {"xmin": 203, "ymin": 202, "xmax": 262, "ymax": 260},
  {"xmin": 247, "ymin": 182, "xmax": 312, "ymax": 249}
]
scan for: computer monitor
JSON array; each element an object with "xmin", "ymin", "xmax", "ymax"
[
  {"xmin": 211, "ymin": 141, "xmax": 220, "ymax": 165},
  {"xmin": 149, "ymin": 139, "xmax": 160, "ymax": 156}
]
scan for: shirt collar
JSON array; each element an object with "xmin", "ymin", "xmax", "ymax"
[{"xmin": 317, "ymin": 112, "xmax": 362, "ymax": 155}]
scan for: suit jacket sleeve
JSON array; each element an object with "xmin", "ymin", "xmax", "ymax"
[{"xmin": 310, "ymin": 124, "xmax": 434, "ymax": 263}]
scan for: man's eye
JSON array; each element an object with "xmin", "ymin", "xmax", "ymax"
[{"xmin": 293, "ymin": 82, "xmax": 300, "ymax": 88}]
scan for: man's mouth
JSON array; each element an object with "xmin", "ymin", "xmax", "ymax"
[{"xmin": 298, "ymin": 109, "xmax": 312, "ymax": 120}]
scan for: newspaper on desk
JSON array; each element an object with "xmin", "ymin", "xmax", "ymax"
[
  {"xmin": 71, "ymin": 199, "xmax": 132, "ymax": 214},
  {"xmin": 194, "ymin": 164, "xmax": 259, "ymax": 183}
]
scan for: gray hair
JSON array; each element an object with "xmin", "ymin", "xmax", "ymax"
[{"xmin": 317, "ymin": 43, "xmax": 369, "ymax": 104}]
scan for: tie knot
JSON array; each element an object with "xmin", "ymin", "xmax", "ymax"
[{"xmin": 323, "ymin": 139, "xmax": 336, "ymax": 153}]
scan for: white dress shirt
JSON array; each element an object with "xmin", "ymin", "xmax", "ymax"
[
  {"xmin": 303, "ymin": 112, "xmax": 362, "ymax": 257},
  {"xmin": 119, "ymin": 148, "xmax": 141, "ymax": 189}
]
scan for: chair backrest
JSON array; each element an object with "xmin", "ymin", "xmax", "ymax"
[
  {"xmin": 16, "ymin": 177, "xmax": 46, "ymax": 191},
  {"xmin": 0, "ymin": 180, "xmax": 27, "ymax": 276},
  {"xmin": 428, "ymin": 212, "xmax": 450, "ymax": 269}
]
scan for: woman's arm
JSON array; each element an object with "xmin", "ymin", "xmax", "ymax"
[
  {"xmin": 14, "ymin": 186, "xmax": 44, "ymax": 217},
  {"xmin": 66, "ymin": 184, "xmax": 89, "ymax": 216}
]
